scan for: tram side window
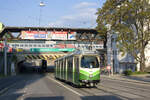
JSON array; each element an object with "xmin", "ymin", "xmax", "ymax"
[
  {"xmin": 61, "ymin": 60, "xmax": 63, "ymax": 71},
  {"xmin": 75, "ymin": 57, "xmax": 79, "ymax": 71},
  {"xmin": 68, "ymin": 57, "xmax": 73, "ymax": 72}
]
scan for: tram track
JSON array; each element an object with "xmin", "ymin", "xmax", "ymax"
[
  {"xmin": 102, "ymin": 76, "xmax": 150, "ymax": 86},
  {"xmin": 75, "ymin": 77, "xmax": 150, "ymax": 99},
  {"xmin": 97, "ymin": 84, "xmax": 149, "ymax": 99},
  {"xmin": 75, "ymin": 82, "xmax": 149, "ymax": 99},
  {"xmin": 78, "ymin": 87, "xmax": 129, "ymax": 100},
  {"xmin": 48, "ymin": 74, "xmax": 150, "ymax": 99},
  {"xmin": 99, "ymin": 81, "xmax": 150, "ymax": 93}
]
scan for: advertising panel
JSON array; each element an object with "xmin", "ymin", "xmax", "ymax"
[
  {"xmin": 21, "ymin": 31, "xmax": 51, "ymax": 39},
  {"xmin": 51, "ymin": 31, "xmax": 67, "ymax": 40},
  {"xmin": 68, "ymin": 32, "xmax": 76, "ymax": 40},
  {"xmin": 21, "ymin": 31, "xmax": 76, "ymax": 40},
  {"xmin": 51, "ymin": 31, "xmax": 76, "ymax": 40},
  {"xmin": 54, "ymin": 44, "xmax": 75, "ymax": 48}
]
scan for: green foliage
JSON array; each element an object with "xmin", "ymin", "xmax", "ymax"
[
  {"xmin": 131, "ymin": 71, "xmax": 148, "ymax": 75},
  {"xmin": 0, "ymin": 74, "xmax": 5, "ymax": 78},
  {"xmin": 124, "ymin": 70, "xmax": 149, "ymax": 76},
  {"xmin": 124, "ymin": 70, "xmax": 132, "ymax": 76},
  {"xmin": 96, "ymin": 0, "xmax": 150, "ymax": 72}
]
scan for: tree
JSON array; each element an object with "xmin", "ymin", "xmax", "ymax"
[{"xmin": 96, "ymin": 0, "xmax": 150, "ymax": 72}]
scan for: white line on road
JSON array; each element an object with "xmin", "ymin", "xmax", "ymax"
[
  {"xmin": 0, "ymin": 82, "xmax": 18, "ymax": 96},
  {"xmin": 47, "ymin": 76, "xmax": 83, "ymax": 96}
]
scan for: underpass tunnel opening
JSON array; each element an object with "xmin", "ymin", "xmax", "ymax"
[
  {"xmin": 17, "ymin": 60, "xmax": 26, "ymax": 73},
  {"xmin": 17, "ymin": 59, "xmax": 55, "ymax": 73}
]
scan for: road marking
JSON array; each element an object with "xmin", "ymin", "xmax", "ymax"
[
  {"xmin": 47, "ymin": 76, "xmax": 83, "ymax": 96},
  {"xmin": 0, "ymin": 80, "xmax": 26, "ymax": 96},
  {"xmin": 0, "ymin": 83, "xmax": 17, "ymax": 96}
]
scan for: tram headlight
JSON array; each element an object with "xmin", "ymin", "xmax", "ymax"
[{"xmin": 89, "ymin": 74, "xmax": 93, "ymax": 78}]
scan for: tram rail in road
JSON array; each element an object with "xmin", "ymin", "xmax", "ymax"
[
  {"xmin": 47, "ymin": 73, "xmax": 150, "ymax": 100},
  {"xmin": 101, "ymin": 75, "xmax": 150, "ymax": 86}
]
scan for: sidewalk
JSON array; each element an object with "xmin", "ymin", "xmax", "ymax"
[
  {"xmin": 0, "ymin": 74, "xmax": 24, "ymax": 95},
  {"xmin": 101, "ymin": 74, "xmax": 150, "ymax": 84}
]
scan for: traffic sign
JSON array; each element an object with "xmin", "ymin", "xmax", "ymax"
[
  {"xmin": 0, "ymin": 43, "xmax": 4, "ymax": 48},
  {"xmin": 107, "ymin": 66, "xmax": 111, "ymax": 70}
]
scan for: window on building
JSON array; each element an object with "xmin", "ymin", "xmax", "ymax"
[
  {"xmin": 34, "ymin": 44, "xmax": 37, "ymax": 47},
  {"xmin": 20, "ymin": 44, "xmax": 23, "ymax": 47},
  {"xmin": 12, "ymin": 44, "xmax": 15, "ymax": 47},
  {"xmin": 15, "ymin": 44, "xmax": 19, "ymax": 47},
  {"xmin": 29, "ymin": 44, "xmax": 32, "ymax": 47},
  {"xmin": 42, "ymin": 44, "xmax": 45, "ymax": 47},
  {"xmin": 38, "ymin": 44, "xmax": 41, "ymax": 47},
  {"xmin": 25, "ymin": 44, "xmax": 28, "ymax": 47},
  {"xmin": 46, "ymin": 44, "xmax": 49, "ymax": 47},
  {"xmin": 50, "ymin": 45, "xmax": 53, "ymax": 47}
]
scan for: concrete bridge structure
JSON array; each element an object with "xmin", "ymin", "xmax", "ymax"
[{"xmin": 0, "ymin": 24, "xmax": 105, "ymax": 75}]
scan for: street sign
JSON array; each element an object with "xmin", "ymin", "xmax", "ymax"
[{"xmin": 30, "ymin": 48, "xmax": 75, "ymax": 52}]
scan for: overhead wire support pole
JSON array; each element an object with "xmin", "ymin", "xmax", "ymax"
[
  {"xmin": 4, "ymin": 36, "xmax": 7, "ymax": 76},
  {"xmin": 39, "ymin": 1, "xmax": 45, "ymax": 27}
]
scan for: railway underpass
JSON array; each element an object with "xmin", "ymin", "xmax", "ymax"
[
  {"xmin": 1, "ymin": 25, "xmax": 150, "ymax": 100},
  {"xmin": 0, "ymin": 25, "xmax": 105, "ymax": 75}
]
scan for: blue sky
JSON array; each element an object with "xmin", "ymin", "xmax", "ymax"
[{"xmin": 0, "ymin": 0, "xmax": 106, "ymax": 28}]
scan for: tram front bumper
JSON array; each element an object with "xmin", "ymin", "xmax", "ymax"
[{"xmin": 80, "ymin": 80, "xmax": 100, "ymax": 84}]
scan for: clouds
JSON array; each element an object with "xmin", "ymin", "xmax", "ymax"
[
  {"xmin": 74, "ymin": 2, "xmax": 97, "ymax": 9},
  {"xmin": 49, "ymin": 2, "xmax": 99, "ymax": 28}
]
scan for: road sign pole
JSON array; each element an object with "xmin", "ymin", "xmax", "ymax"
[{"xmin": 4, "ymin": 37, "xmax": 7, "ymax": 76}]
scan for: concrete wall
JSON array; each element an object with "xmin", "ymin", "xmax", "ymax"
[{"xmin": 0, "ymin": 53, "xmax": 15, "ymax": 75}]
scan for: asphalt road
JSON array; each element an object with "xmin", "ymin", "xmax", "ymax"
[{"xmin": 0, "ymin": 73, "xmax": 150, "ymax": 100}]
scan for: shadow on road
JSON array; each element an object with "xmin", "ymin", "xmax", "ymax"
[
  {"xmin": 25, "ymin": 96, "xmax": 64, "ymax": 100},
  {"xmin": 81, "ymin": 95, "xmax": 122, "ymax": 100},
  {"xmin": 0, "ymin": 73, "xmax": 47, "ymax": 100},
  {"xmin": 24, "ymin": 95, "xmax": 122, "ymax": 100}
]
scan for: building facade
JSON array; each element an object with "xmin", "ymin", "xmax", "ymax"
[{"xmin": 107, "ymin": 33, "xmax": 150, "ymax": 74}]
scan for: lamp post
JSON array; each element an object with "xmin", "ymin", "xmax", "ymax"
[
  {"xmin": 106, "ymin": 24, "xmax": 113, "ymax": 75},
  {"xmin": 39, "ymin": 1, "xmax": 45, "ymax": 27}
]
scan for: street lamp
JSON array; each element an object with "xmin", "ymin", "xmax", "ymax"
[
  {"xmin": 39, "ymin": 1, "xmax": 45, "ymax": 27},
  {"xmin": 106, "ymin": 24, "xmax": 114, "ymax": 75}
]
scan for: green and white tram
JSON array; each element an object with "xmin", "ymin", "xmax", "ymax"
[{"xmin": 54, "ymin": 50, "xmax": 101, "ymax": 87}]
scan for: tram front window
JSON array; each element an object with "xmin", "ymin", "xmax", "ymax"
[{"xmin": 81, "ymin": 56, "xmax": 99, "ymax": 68}]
